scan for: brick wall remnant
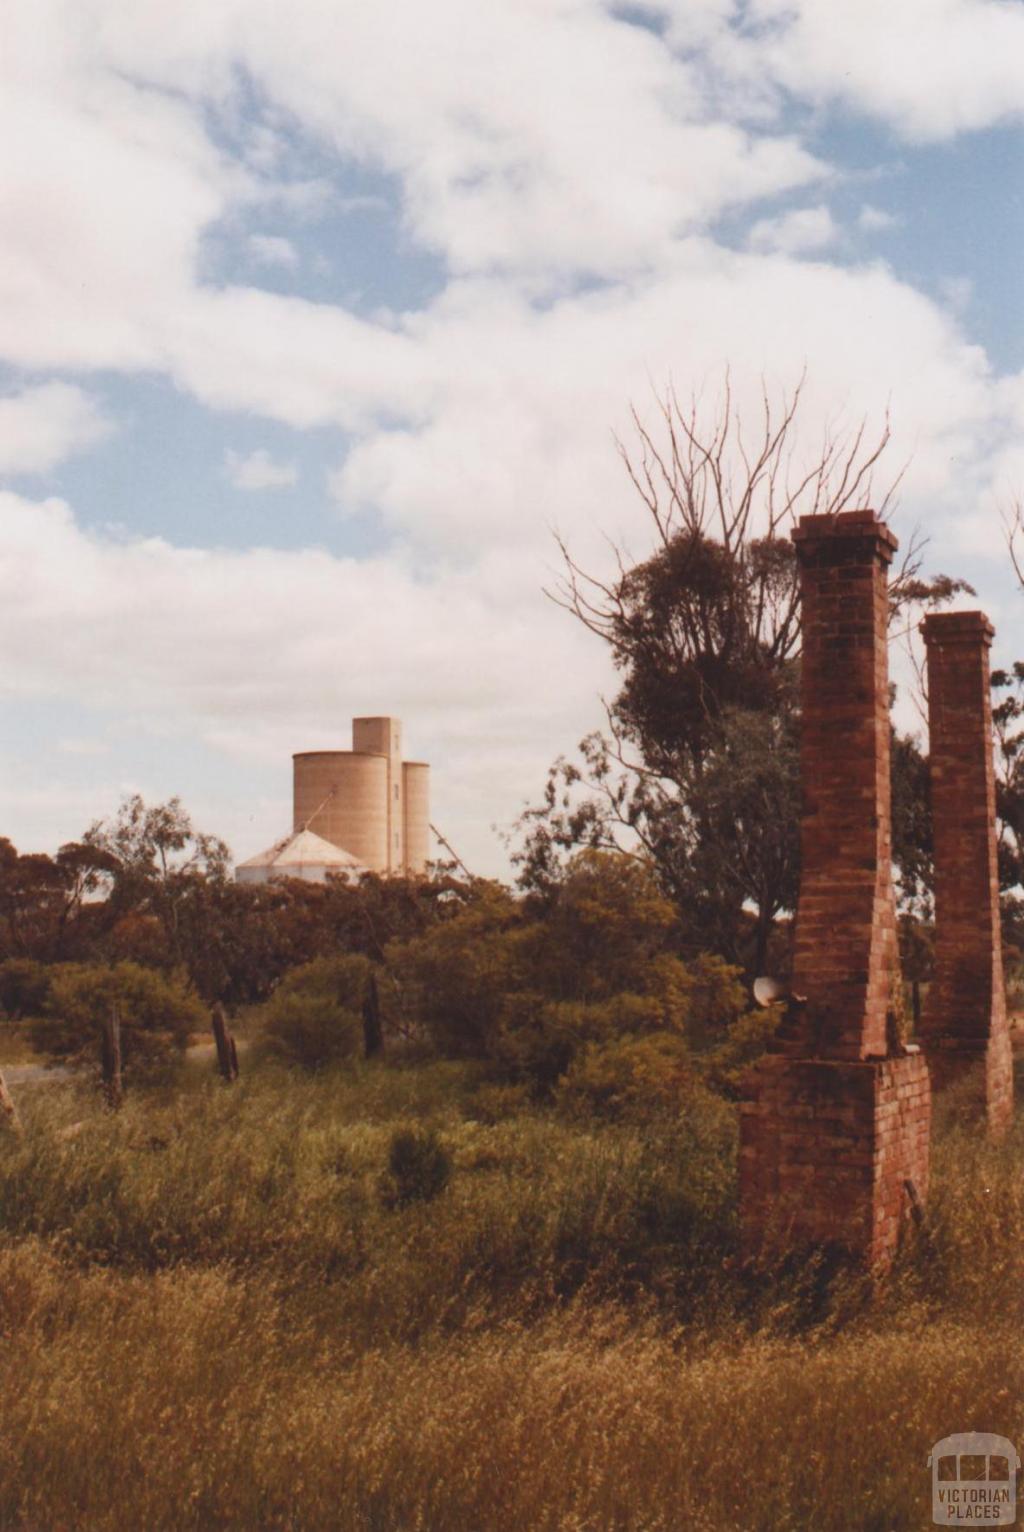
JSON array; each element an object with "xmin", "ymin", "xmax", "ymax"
[
  {"xmin": 920, "ymin": 611, "xmax": 1013, "ymax": 1135},
  {"xmin": 739, "ymin": 510, "xmax": 931, "ymax": 1272}
]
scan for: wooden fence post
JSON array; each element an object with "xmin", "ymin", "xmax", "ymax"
[
  {"xmin": 0, "ymin": 1069, "xmax": 21, "ymax": 1135},
  {"xmin": 102, "ymin": 1002, "xmax": 123, "ymax": 1109},
  {"xmin": 212, "ymin": 1004, "xmax": 239, "ymax": 1082}
]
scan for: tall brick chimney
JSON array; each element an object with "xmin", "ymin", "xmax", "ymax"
[
  {"xmin": 789, "ymin": 509, "xmax": 901, "ymax": 1059},
  {"xmin": 739, "ymin": 510, "xmax": 931, "ymax": 1271},
  {"xmin": 920, "ymin": 611, "xmax": 1013, "ymax": 1135}
]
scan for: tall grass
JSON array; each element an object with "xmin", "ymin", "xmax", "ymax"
[
  {"xmin": 0, "ymin": 1242, "xmax": 1019, "ymax": 1531},
  {"xmin": 0, "ymin": 1061, "xmax": 738, "ymax": 1339},
  {"xmin": 0, "ymin": 1057, "xmax": 1020, "ymax": 1529}
]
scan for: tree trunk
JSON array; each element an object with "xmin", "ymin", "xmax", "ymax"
[{"xmin": 102, "ymin": 1003, "xmax": 123, "ymax": 1109}]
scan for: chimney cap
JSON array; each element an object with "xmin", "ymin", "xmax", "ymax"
[{"xmin": 921, "ymin": 609, "xmax": 994, "ymax": 644}]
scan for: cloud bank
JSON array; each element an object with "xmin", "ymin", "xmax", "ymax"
[{"xmin": 1, "ymin": 0, "xmax": 1021, "ymax": 870}]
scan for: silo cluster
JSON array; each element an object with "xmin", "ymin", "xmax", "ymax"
[
  {"xmin": 236, "ymin": 716, "xmax": 430, "ymax": 884},
  {"xmin": 292, "ymin": 716, "xmax": 430, "ymax": 876}
]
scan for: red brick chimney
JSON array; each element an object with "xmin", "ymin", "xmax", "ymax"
[
  {"xmin": 789, "ymin": 509, "xmax": 901, "ymax": 1059},
  {"xmin": 920, "ymin": 611, "xmax": 1013, "ymax": 1134},
  {"xmin": 739, "ymin": 510, "xmax": 931, "ymax": 1271}
]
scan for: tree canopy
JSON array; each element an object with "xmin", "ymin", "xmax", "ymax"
[{"xmin": 516, "ymin": 378, "xmax": 969, "ymax": 971}]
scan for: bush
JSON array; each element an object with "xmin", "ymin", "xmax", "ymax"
[
  {"xmin": 0, "ymin": 958, "xmax": 52, "ymax": 1021},
  {"xmin": 490, "ymin": 990, "xmax": 678, "ymax": 1095},
  {"xmin": 555, "ymin": 1032, "xmax": 698, "ymax": 1121},
  {"xmin": 275, "ymin": 953, "xmax": 373, "ymax": 1011},
  {"xmin": 385, "ymin": 856, "xmax": 768, "ymax": 1098},
  {"xmin": 677, "ymin": 953, "xmax": 750, "ymax": 1049},
  {"xmin": 31, "ymin": 962, "xmax": 201, "ymax": 1080},
  {"xmin": 701, "ymin": 1003, "xmax": 783, "ymax": 1096},
  {"xmin": 385, "ymin": 884, "xmax": 522, "ymax": 1058},
  {"xmin": 381, "ymin": 1126, "xmax": 452, "ymax": 1207},
  {"xmin": 261, "ymin": 991, "xmax": 362, "ymax": 1072},
  {"xmin": 261, "ymin": 953, "xmax": 374, "ymax": 1070}
]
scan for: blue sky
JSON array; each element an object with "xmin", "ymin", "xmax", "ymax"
[{"xmin": 1, "ymin": 0, "xmax": 1022, "ymax": 875}]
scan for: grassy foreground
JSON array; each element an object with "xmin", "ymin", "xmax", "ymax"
[{"xmin": 0, "ymin": 1059, "xmax": 1021, "ymax": 1530}]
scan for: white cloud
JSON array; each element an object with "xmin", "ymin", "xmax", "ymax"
[
  {"xmin": 224, "ymin": 447, "xmax": 298, "ymax": 490},
  {"xmin": 0, "ymin": 381, "xmax": 112, "ymax": 474},
  {"xmin": 0, "ymin": 0, "xmax": 827, "ymax": 369},
  {"xmin": 327, "ymin": 246, "xmax": 996, "ymax": 566},
  {"xmin": 747, "ymin": 204, "xmax": 839, "ymax": 255},
  {"xmin": 858, "ymin": 204, "xmax": 898, "ymax": 234},
  {"xmin": 939, "ymin": 276, "xmax": 974, "ymax": 316},
  {"xmin": 247, "ymin": 232, "xmax": 298, "ymax": 268},
  {"xmin": 57, "ymin": 737, "xmax": 110, "ymax": 757},
  {"xmin": 1, "ymin": 0, "xmax": 1022, "ymax": 874},
  {"xmin": 655, "ymin": 0, "xmax": 1024, "ymax": 141},
  {"xmin": 0, "ymin": 492, "xmax": 609, "ymax": 871},
  {"xmin": 0, "ymin": 0, "xmax": 1019, "ymax": 406},
  {"xmin": 746, "ymin": 0, "xmax": 1024, "ymax": 141}
]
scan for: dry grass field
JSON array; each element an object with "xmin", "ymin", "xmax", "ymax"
[{"xmin": 0, "ymin": 1057, "xmax": 1020, "ymax": 1530}]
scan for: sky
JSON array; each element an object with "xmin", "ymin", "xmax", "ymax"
[{"xmin": 1, "ymin": 0, "xmax": 1023, "ymax": 878}]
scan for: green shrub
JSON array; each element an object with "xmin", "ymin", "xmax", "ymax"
[
  {"xmin": 0, "ymin": 958, "xmax": 51, "ymax": 1021},
  {"xmin": 677, "ymin": 953, "xmax": 751, "ymax": 1049},
  {"xmin": 491, "ymin": 990, "xmax": 680, "ymax": 1094},
  {"xmin": 385, "ymin": 884, "xmax": 522, "ymax": 1058},
  {"xmin": 276, "ymin": 953, "xmax": 373, "ymax": 1010},
  {"xmin": 555, "ymin": 1032, "xmax": 697, "ymax": 1120},
  {"xmin": 261, "ymin": 991, "xmax": 362, "ymax": 1071},
  {"xmin": 384, "ymin": 855, "xmax": 768, "ymax": 1098},
  {"xmin": 701, "ymin": 1002, "xmax": 783, "ymax": 1095},
  {"xmin": 382, "ymin": 1126, "xmax": 452, "ymax": 1207},
  {"xmin": 30, "ymin": 962, "xmax": 200, "ymax": 1080}
]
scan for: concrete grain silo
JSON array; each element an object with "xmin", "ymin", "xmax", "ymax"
[
  {"xmin": 402, "ymin": 761, "xmax": 431, "ymax": 875},
  {"xmin": 293, "ymin": 750, "xmax": 389, "ymax": 871},
  {"xmin": 352, "ymin": 716, "xmax": 405, "ymax": 871},
  {"xmin": 289, "ymin": 716, "xmax": 430, "ymax": 877}
]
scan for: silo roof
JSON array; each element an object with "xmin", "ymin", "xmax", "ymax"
[{"xmin": 236, "ymin": 827, "xmax": 367, "ymax": 872}]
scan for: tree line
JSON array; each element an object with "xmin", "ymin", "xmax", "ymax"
[{"xmin": 3, "ymin": 377, "xmax": 1022, "ymax": 1097}]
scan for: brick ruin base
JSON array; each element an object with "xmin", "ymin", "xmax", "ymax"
[{"xmin": 739, "ymin": 1054, "xmax": 931, "ymax": 1270}]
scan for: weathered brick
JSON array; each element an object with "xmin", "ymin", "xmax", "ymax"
[
  {"xmin": 739, "ymin": 511, "xmax": 931, "ymax": 1272},
  {"xmin": 920, "ymin": 611, "xmax": 1014, "ymax": 1136}
]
